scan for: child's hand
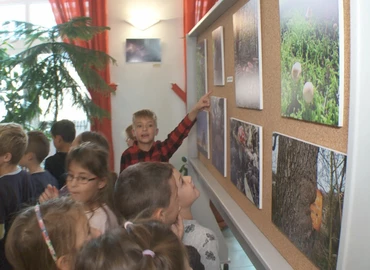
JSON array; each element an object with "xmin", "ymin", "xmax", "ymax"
[
  {"xmin": 39, "ymin": 184, "xmax": 59, "ymax": 203},
  {"xmin": 171, "ymin": 213, "xmax": 184, "ymax": 240},
  {"xmin": 188, "ymin": 91, "xmax": 212, "ymax": 121}
]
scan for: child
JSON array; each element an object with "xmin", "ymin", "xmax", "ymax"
[
  {"xmin": 125, "ymin": 124, "xmax": 135, "ymax": 147},
  {"xmin": 5, "ymin": 197, "xmax": 99, "ymax": 270},
  {"xmin": 65, "ymin": 142, "xmax": 118, "ymax": 233},
  {"xmin": 75, "ymin": 220, "xmax": 192, "ymax": 270},
  {"xmin": 114, "ymin": 162, "xmax": 204, "ymax": 270},
  {"xmin": 19, "ymin": 131, "xmax": 58, "ymax": 198},
  {"xmin": 45, "ymin": 119, "xmax": 76, "ymax": 189},
  {"xmin": 120, "ymin": 92, "xmax": 212, "ymax": 172},
  {"xmin": 0, "ymin": 123, "xmax": 35, "ymax": 270},
  {"xmin": 175, "ymin": 169, "xmax": 220, "ymax": 269}
]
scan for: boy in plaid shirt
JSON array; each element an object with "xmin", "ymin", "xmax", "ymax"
[{"xmin": 120, "ymin": 92, "xmax": 211, "ymax": 172}]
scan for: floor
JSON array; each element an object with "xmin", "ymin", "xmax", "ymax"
[{"xmin": 222, "ymin": 227, "xmax": 256, "ymax": 270}]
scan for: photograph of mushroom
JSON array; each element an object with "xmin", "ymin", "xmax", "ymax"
[
  {"xmin": 272, "ymin": 132, "xmax": 346, "ymax": 269},
  {"xmin": 211, "ymin": 96, "xmax": 227, "ymax": 177},
  {"xmin": 280, "ymin": 0, "xmax": 344, "ymax": 126},
  {"xmin": 196, "ymin": 39, "xmax": 210, "ymax": 158},
  {"xmin": 233, "ymin": 0, "xmax": 263, "ymax": 109},
  {"xmin": 230, "ymin": 118, "xmax": 262, "ymax": 209},
  {"xmin": 212, "ymin": 26, "xmax": 225, "ymax": 86}
]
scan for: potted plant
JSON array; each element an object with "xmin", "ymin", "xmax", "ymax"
[{"xmin": 0, "ymin": 17, "xmax": 116, "ymax": 127}]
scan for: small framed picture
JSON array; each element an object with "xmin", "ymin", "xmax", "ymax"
[{"xmin": 125, "ymin": 38, "xmax": 161, "ymax": 63}]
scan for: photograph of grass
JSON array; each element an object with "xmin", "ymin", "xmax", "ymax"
[
  {"xmin": 197, "ymin": 111, "xmax": 210, "ymax": 159},
  {"xmin": 212, "ymin": 26, "xmax": 225, "ymax": 86},
  {"xmin": 196, "ymin": 39, "xmax": 210, "ymax": 158},
  {"xmin": 233, "ymin": 0, "xmax": 263, "ymax": 109},
  {"xmin": 280, "ymin": 0, "xmax": 344, "ymax": 126},
  {"xmin": 211, "ymin": 96, "xmax": 227, "ymax": 177},
  {"xmin": 230, "ymin": 118, "xmax": 262, "ymax": 208},
  {"xmin": 272, "ymin": 133, "xmax": 346, "ymax": 269}
]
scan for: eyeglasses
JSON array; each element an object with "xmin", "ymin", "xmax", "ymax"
[{"xmin": 66, "ymin": 174, "xmax": 97, "ymax": 184}]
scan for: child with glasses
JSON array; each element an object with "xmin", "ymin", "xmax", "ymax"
[{"xmin": 5, "ymin": 197, "xmax": 100, "ymax": 270}]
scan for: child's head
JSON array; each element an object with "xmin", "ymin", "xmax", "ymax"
[
  {"xmin": 75, "ymin": 220, "xmax": 190, "ymax": 270},
  {"xmin": 114, "ymin": 162, "xmax": 179, "ymax": 225},
  {"xmin": 0, "ymin": 123, "xmax": 28, "ymax": 166},
  {"xmin": 65, "ymin": 142, "xmax": 109, "ymax": 210},
  {"xmin": 50, "ymin": 120, "xmax": 76, "ymax": 150},
  {"xmin": 125, "ymin": 124, "xmax": 135, "ymax": 147},
  {"xmin": 5, "ymin": 197, "xmax": 95, "ymax": 270},
  {"xmin": 71, "ymin": 131, "xmax": 109, "ymax": 152},
  {"xmin": 19, "ymin": 131, "xmax": 50, "ymax": 168},
  {"xmin": 173, "ymin": 168, "xmax": 200, "ymax": 210},
  {"xmin": 132, "ymin": 109, "xmax": 158, "ymax": 145}
]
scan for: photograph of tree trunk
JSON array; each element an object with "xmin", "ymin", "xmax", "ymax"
[
  {"xmin": 233, "ymin": 0, "xmax": 263, "ymax": 110},
  {"xmin": 212, "ymin": 26, "xmax": 225, "ymax": 86},
  {"xmin": 280, "ymin": 0, "xmax": 344, "ymax": 126},
  {"xmin": 272, "ymin": 133, "xmax": 346, "ymax": 269},
  {"xmin": 196, "ymin": 39, "xmax": 207, "ymax": 100},
  {"xmin": 211, "ymin": 96, "xmax": 227, "ymax": 177},
  {"xmin": 230, "ymin": 118, "xmax": 262, "ymax": 209},
  {"xmin": 197, "ymin": 111, "xmax": 210, "ymax": 159}
]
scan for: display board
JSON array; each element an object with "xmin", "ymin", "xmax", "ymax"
[{"xmin": 193, "ymin": 0, "xmax": 350, "ymax": 269}]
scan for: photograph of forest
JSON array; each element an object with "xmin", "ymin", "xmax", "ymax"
[
  {"xmin": 196, "ymin": 39, "xmax": 207, "ymax": 100},
  {"xmin": 212, "ymin": 26, "xmax": 225, "ymax": 86},
  {"xmin": 272, "ymin": 133, "xmax": 346, "ymax": 269},
  {"xmin": 211, "ymin": 96, "xmax": 227, "ymax": 177},
  {"xmin": 233, "ymin": 0, "xmax": 263, "ymax": 109},
  {"xmin": 280, "ymin": 0, "xmax": 343, "ymax": 126},
  {"xmin": 230, "ymin": 118, "xmax": 262, "ymax": 208},
  {"xmin": 197, "ymin": 111, "xmax": 210, "ymax": 158}
]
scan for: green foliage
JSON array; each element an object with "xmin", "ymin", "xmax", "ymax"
[
  {"xmin": 0, "ymin": 17, "xmax": 116, "ymax": 127},
  {"xmin": 179, "ymin": 156, "xmax": 188, "ymax": 176},
  {"xmin": 280, "ymin": 13, "xmax": 340, "ymax": 125}
]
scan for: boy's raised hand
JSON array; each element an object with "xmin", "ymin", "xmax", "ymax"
[
  {"xmin": 171, "ymin": 213, "xmax": 184, "ymax": 240},
  {"xmin": 39, "ymin": 184, "xmax": 59, "ymax": 203},
  {"xmin": 188, "ymin": 91, "xmax": 212, "ymax": 121}
]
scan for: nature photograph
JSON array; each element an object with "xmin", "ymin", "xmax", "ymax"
[
  {"xmin": 212, "ymin": 26, "xmax": 225, "ymax": 86},
  {"xmin": 126, "ymin": 38, "xmax": 161, "ymax": 63},
  {"xmin": 272, "ymin": 133, "xmax": 346, "ymax": 269},
  {"xmin": 230, "ymin": 118, "xmax": 262, "ymax": 208},
  {"xmin": 211, "ymin": 96, "xmax": 227, "ymax": 177},
  {"xmin": 196, "ymin": 39, "xmax": 207, "ymax": 99},
  {"xmin": 280, "ymin": 0, "xmax": 343, "ymax": 126},
  {"xmin": 196, "ymin": 110, "xmax": 210, "ymax": 159},
  {"xmin": 233, "ymin": 0, "xmax": 263, "ymax": 109}
]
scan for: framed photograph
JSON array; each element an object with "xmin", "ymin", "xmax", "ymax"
[
  {"xmin": 212, "ymin": 26, "xmax": 225, "ymax": 86},
  {"xmin": 197, "ymin": 111, "xmax": 210, "ymax": 159},
  {"xmin": 196, "ymin": 39, "xmax": 208, "ymax": 99},
  {"xmin": 211, "ymin": 96, "xmax": 227, "ymax": 177},
  {"xmin": 230, "ymin": 118, "xmax": 263, "ymax": 209},
  {"xmin": 233, "ymin": 0, "xmax": 263, "ymax": 109},
  {"xmin": 279, "ymin": 0, "xmax": 344, "ymax": 126},
  {"xmin": 125, "ymin": 38, "xmax": 161, "ymax": 63},
  {"xmin": 272, "ymin": 132, "xmax": 346, "ymax": 268}
]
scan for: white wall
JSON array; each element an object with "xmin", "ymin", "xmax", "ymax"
[{"xmin": 108, "ymin": 0, "xmax": 187, "ymax": 173}]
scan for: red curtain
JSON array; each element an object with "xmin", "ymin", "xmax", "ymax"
[
  {"xmin": 183, "ymin": 0, "xmax": 216, "ymax": 96},
  {"xmin": 49, "ymin": 0, "xmax": 115, "ymax": 170}
]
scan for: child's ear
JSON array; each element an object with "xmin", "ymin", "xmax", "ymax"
[
  {"xmin": 98, "ymin": 177, "xmax": 108, "ymax": 189},
  {"xmin": 152, "ymin": 208, "xmax": 165, "ymax": 222},
  {"xmin": 56, "ymin": 255, "xmax": 71, "ymax": 270},
  {"xmin": 155, "ymin": 128, "xmax": 159, "ymax": 136},
  {"xmin": 3, "ymin": 152, "xmax": 12, "ymax": 163}
]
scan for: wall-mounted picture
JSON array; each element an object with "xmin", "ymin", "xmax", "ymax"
[
  {"xmin": 280, "ymin": 0, "xmax": 344, "ymax": 126},
  {"xmin": 211, "ymin": 96, "xmax": 227, "ymax": 177},
  {"xmin": 212, "ymin": 26, "xmax": 225, "ymax": 86},
  {"xmin": 230, "ymin": 118, "xmax": 262, "ymax": 209},
  {"xmin": 196, "ymin": 39, "xmax": 207, "ymax": 99},
  {"xmin": 272, "ymin": 133, "xmax": 346, "ymax": 269},
  {"xmin": 196, "ymin": 111, "xmax": 210, "ymax": 159},
  {"xmin": 233, "ymin": 0, "xmax": 263, "ymax": 110},
  {"xmin": 126, "ymin": 38, "xmax": 161, "ymax": 63}
]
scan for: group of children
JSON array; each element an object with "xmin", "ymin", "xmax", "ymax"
[{"xmin": 0, "ymin": 92, "xmax": 220, "ymax": 270}]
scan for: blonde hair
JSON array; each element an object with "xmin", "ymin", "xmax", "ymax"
[
  {"xmin": 26, "ymin": 131, "xmax": 50, "ymax": 163},
  {"xmin": 75, "ymin": 220, "xmax": 188, "ymax": 270},
  {"xmin": 0, "ymin": 123, "xmax": 28, "ymax": 165},
  {"xmin": 5, "ymin": 197, "xmax": 85, "ymax": 270},
  {"xmin": 125, "ymin": 124, "xmax": 135, "ymax": 140},
  {"xmin": 132, "ymin": 109, "xmax": 157, "ymax": 126}
]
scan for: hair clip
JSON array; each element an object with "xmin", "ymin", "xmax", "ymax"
[
  {"xmin": 34, "ymin": 204, "xmax": 58, "ymax": 262},
  {"xmin": 142, "ymin": 249, "xmax": 155, "ymax": 258},
  {"xmin": 124, "ymin": 221, "xmax": 133, "ymax": 229}
]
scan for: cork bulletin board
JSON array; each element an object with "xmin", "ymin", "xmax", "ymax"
[{"xmin": 195, "ymin": 0, "xmax": 351, "ymax": 269}]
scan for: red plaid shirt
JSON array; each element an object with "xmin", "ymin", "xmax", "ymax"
[{"xmin": 120, "ymin": 114, "xmax": 195, "ymax": 172}]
